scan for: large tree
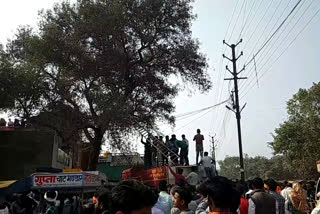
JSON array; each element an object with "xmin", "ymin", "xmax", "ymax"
[
  {"xmin": 271, "ymin": 82, "xmax": 320, "ymax": 179},
  {"xmin": 218, "ymin": 155, "xmax": 269, "ymax": 180},
  {"xmin": 0, "ymin": 0, "xmax": 211, "ymax": 169}
]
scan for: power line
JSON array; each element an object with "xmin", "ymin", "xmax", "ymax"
[
  {"xmin": 216, "ymin": 121, "xmax": 236, "ymax": 161},
  {"xmin": 215, "ymin": 82, "xmax": 233, "ymax": 141},
  {"xmin": 221, "ymin": 110, "xmax": 232, "ymax": 140},
  {"xmin": 241, "ymin": 0, "xmax": 247, "ymax": 36},
  {"xmin": 174, "ymin": 108, "xmax": 215, "ymax": 132},
  {"xmin": 239, "ymin": 0, "xmax": 305, "ymax": 90},
  {"xmin": 239, "ymin": 0, "xmax": 307, "ymax": 90},
  {"xmin": 224, "ymin": 0, "xmax": 241, "ymax": 40},
  {"xmin": 239, "ymin": 0, "xmax": 295, "ymax": 90},
  {"xmin": 244, "ymin": 0, "xmax": 304, "ymax": 68},
  {"xmin": 175, "ymin": 99, "xmax": 230, "ymax": 120},
  {"xmin": 237, "ymin": 0, "xmax": 256, "ymax": 40},
  {"xmin": 240, "ymin": 0, "xmax": 317, "ymax": 95},
  {"xmin": 243, "ymin": 0, "xmax": 293, "ymax": 63},
  {"xmin": 238, "ymin": 0, "xmax": 265, "ymax": 41},
  {"xmin": 228, "ymin": 0, "xmax": 247, "ymax": 43},
  {"xmin": 216, "ymin": 104, "xmax": 231, "ymax": 140},
  {"xmin": 171, "ymin": 99, "xmax": 230, "ymax": 133},
  {"xmin": 243, "ymin": 0, "xmax": 283, "ymax": 58},
  {"xmin": 242, "ymin": 0, "xmax": 276, "ymax": 50},
  {"xmin": 241, "ymin": 2, "xmax": 320, "ymax": 98}
]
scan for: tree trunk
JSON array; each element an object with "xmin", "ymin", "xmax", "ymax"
[{"xmin": 87, "ymin": 129, "xmax": 103, "ymax": 171}]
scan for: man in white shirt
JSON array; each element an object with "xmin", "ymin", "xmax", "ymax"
[
  {"xmin": 245, "ymin": 180, "xmax": 254, "ymax": 199},
  {"xmin": 281, "ymin": 181, "xmax": 293, "ymax": 200},
  {"xmin": 199, "ymin": 152, "xmax": 215, "ymax": 178},
  {"xmin": 280, "ymin": 181, "xmax": 293, "ymax": 214}
]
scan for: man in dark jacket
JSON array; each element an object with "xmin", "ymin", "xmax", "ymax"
[
  {"xmin": 266, "ymin": 179, "xmax": 285, "ymax": 214},
  {"xmin": 141, "ymin": 134, "xmax": 153, "ymax": 169},
  {"xmin": 169, "ymin": 135, "xmax": 179, "ymax": 165},
  {"xmin": 248, "ymin": 177, "xmax": 277, "ymax": 214}
]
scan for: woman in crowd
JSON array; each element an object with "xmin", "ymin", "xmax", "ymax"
[{"xmin": 290, "ymin": 183, "xmax": 310, "ymax": 214}]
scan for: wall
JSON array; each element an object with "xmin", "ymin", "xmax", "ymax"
[
  {"xmin": 96, "ymin": 164, "xmax": 127, "ymax": 182},
  {"xmin": 51, "ymin": 134, "xmax": 72, "ymax": 169},
  {"xmin": 0, "ymin": 130, "xmax": 55, "ymax": 180}
]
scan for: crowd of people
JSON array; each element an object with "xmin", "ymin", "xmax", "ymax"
[
  {"xmin": 0, "ymin": 118, "xmax": 29, "ymax": 128},
  {"xmin": 1, "ymin": 174, "xmax": 319, "ymax": 214},
  {"xmin": 141, "ymin": 129, "xmax": 207, "ymax": 169}
]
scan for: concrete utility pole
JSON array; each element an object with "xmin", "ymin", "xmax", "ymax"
[
  {"xmin": 211, "ymin": 135, "xmax": 217, "ymax": 172},
  {"xmin": 223, "ymin": 39, "xmax": 247, "ymax": 181}
]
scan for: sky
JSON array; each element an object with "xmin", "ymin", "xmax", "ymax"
[{"xmin": 1, "ymin": 0, "xmax": 320, "ymax": 165}]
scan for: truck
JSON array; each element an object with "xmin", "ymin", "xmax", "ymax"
[{"xmin": 122, "ymin": 165, "xmax": 205, "ymax": 187}]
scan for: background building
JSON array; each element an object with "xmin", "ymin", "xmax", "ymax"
[
  {"xmin": 96, "ymin": 153, "xmax": 143, "ymax": 186},
  {"xmin": 0, "ymin": 128, "xmax": 72, "ymax": 180}
]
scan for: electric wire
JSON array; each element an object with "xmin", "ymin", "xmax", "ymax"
[
  {"xmin": 240, "ymin": 0, "xmax": 317, "ymax": 95},
  {"xmin": 244, "ymin": 0, "xmax": 304, "ymax": 68},
  {"xmin": 240, "ymin": 1, "xmax": 320, "ymax": 99},
  {"xmin": 243, "ymin": 0, "xmax": 283, "ymax": 59},
  {"xmin": 242, "ymin": 0, "xmax": 276, "ymax": 50},
  {"xmin": 239, "ymin": 0, "xmax": 307, "ymax": 90}
]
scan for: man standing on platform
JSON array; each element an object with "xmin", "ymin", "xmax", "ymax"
[
  {"xmin": 193, "ymin": 129, "xmax": 204, "ymax": 165},
  {"xmin": 141, "ymin": 134, "xmax": 153, "ymax": 169},
  {"xmin": 199, "ymin": 152, "xmax": 215, "ymax": 178},
  {"xmin": 181, "ymin": 134, "xmax": 189, "ymax": 166}
]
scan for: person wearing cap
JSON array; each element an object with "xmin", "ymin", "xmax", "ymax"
[{"xmin": 44, "ymin": 191, "xmax": 58, "ymax": 214}]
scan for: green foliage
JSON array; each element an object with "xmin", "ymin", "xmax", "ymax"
[
  {"xmin": 271, "ymin": 82, "xmax": 320, "ymax": 179},
  {"xmin": 0, "ymin": 0, "xmax": 211, "ymax": 169},
  {"xmin": 218, "ymin": 155, "xmax": 296, "ymax": 180},
  {"xmin": 219, "ymin": 83, "xmax": 320, "ymax": 180}
]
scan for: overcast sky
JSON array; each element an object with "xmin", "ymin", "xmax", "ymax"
[{"xmin": 1, "ymin": 0, "xmax": 320, "ymax": 165}]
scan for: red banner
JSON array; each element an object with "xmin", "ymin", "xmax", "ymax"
[
  {"xmin": 122, "ymin": 166, "xmax": 168, "ymax": 187},
  {"xmin": 142, "ymin": 167, "xmax": 168, "ymax": 181}
]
